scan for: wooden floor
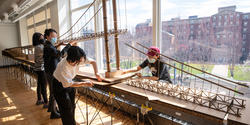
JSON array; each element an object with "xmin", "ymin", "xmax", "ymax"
[{"xmin": 0, "ymin": 68, "xmax": 136, "ymax": 125}]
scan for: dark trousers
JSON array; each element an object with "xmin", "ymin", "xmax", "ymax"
[
  {"xmin": 46, "ymin": 72, "xmax": 58, "ymax": 114},
  {"xmin": 36, "ymin": 71, "xmax": 48, "ymax": 103},
  {"xmin": 53, "ymin": 78, "xmax": 76, "ymax": 125}
]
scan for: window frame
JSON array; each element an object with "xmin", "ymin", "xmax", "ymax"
[{"xmin": 26, "ymin": 5, "xmax": 51, "ymax": 44}]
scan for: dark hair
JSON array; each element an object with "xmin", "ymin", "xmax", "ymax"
[
  {"xmin": 44, "ymin": 28, "xmax": 57, "ymax": 39},
  {"xmin": 66, "ymin": 46, "xmax": 86, "ymax": 63},
  {"xmin": 32, "ymin": 32, "xmax": 43, "ymax": 46}
]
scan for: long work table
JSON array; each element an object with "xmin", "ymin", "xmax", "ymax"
[{"xmin": 2, "ymin": 49, "xmax": 250, "ymax": 125}]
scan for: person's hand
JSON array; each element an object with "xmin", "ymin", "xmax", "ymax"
[
  {"xmin": 82, "ymin": 81, "xmax": 94, "ymax": 87},
  {"xmin": 95, "ymin": 73, "xmax": 103, "ymax": 82},
  {"xmin": 55, "ymin": 42, "xmax": 64, "ymax": 48},
  {"xmin": 69, "ymin": 40, "xmax": 78, "ymax": 46},
  {"xmin": 122, "ymin": 71, "xmax": 127, "ymax": 75},
  {"xmin": 135, "ymin": 73, "xmax": 142, "ymax": 77}
]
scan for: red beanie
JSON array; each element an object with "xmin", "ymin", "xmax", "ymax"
[{"xmin": 147, "ymin": 46, "xmax": 160, "ymax": 56}]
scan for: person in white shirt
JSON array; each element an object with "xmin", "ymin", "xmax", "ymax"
[{"xmin": 53, "ymin": 46, "xmax": 103, "ymax": 125}]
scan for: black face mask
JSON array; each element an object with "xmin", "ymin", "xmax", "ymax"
[{"xmin": 39, "ymin": 39, "xmax": 45, "ymax": 44}]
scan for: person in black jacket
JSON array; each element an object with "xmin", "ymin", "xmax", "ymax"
[{"xmin": 43, "ymin": 28, "xmax": 76, "ymax": 119}]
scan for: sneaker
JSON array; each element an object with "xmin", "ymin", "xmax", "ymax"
[{"xmin": 36, "ymin": 100, "xmax": 44, "ymax": 105}]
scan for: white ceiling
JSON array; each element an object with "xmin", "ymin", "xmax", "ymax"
[{"xmin": 0, "ymin": 0, "xmax": 25, "ymax": 20}]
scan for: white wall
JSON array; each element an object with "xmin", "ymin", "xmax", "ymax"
[
  {"xmin": 0, "ymin": 23, "xmax": 20, "ymax": 66},
  {"xmin": 0, "ymin": 0, "xmax": 70, "ymax": 66},
  {"xmin": 0, "ymin": 0, "xmax": 60, "ymax": 67}
]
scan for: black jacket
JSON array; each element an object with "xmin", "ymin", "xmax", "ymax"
[{"xmin": 43, "ymin": 40, "xmax": 71, "ymax": 74}]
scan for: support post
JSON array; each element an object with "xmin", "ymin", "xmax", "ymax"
[
  {"xmin": 152, "ymin": 0, "xmax": 161, "ymax": 49},
  {"xmin": 112, "ymin": 0, "xmax": 120, "ymax": 70},
  {"xmin": 102, "ymin": 0, "xmax": 111, "ymax": 72}
]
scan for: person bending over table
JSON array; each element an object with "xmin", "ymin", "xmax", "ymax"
[
  {"xmin": 122, "ymin": 46, "xmax": 172, "ymax": 83},
  {"xmin": 53, "ymin": 46, "xmax": 103, "ymax": 125}
]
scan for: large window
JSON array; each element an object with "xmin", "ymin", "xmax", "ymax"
[
  {"xmin": 70, "ymin": 1, "xmax": 95, "ymax": 61},
  {"xmin": 26, "ymin": 6, "xmax": 51, "ymax": 44},
  {"xmin": 70, "ymin": 0, "xmax": 93, "ymax": 10},
  {"xmin": 68, "ymin": 0, "xmax": 250, "ymax": 82},
  {"xmin": 70, "ymin": 0, "xmax": 152, "ymax": 71},
  {"xmin": 160, "ymin": 0, "xmax": 250, "ymax": 83}
]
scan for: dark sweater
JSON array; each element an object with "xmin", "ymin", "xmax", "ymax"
[{"xmin": 43, "ymin": 40, "xmax": 71, "ymax": 74}]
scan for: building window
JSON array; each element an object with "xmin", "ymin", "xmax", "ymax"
[
  {"xmin": 27, "ymin": 16, "xmax": 34, "ymax": 26},
  {"xmin": 198, "ymin": 31, "xmax": 201, "ymax": 35},
  {"xmin": 224, "ymin": 21, "xmax": 227, "ymax": 26},
  {"xmin": 213, "ymin": 16, "xmax": 216, "ymax": 21},
  {"xmin": 230, "ymin": 15, "xmax": 233, "ymax": 19},
  {"xmin": 190, "ymin": 25, "xmax": 194, "ymax": 29},
  {"xmin": 230, "ymin": 21, "xmax": 233, "ymax": 25},
  {"xmin": 237, "ymin": 13, "xmax": 240, "ymax": 17},
  {"xmin": 219, "ymin": 15, "xmax": 222, "ymax": 20},
  {"xmin": 71, "ymin": 0, "xmax": 153, "ymax": 70},
  {"xmin": 244, "ymin": 21, "xmax": 248, "ymax": 26},
  {"xmin": 243, "ymin": 28, "xmax": 247, "ymax": 32},
  {"xmin": 34, "ymin": 10, "xmax": 46, "ymax": 23},
  {"xmin": 27, "ymin": 28, "xmax": 35, "ymax": 44},
  {"xmin": 243, "ymin": 41, "xmax": 246, "ymax": 45},
  {"xmin": 217, "ymin": 35, "xmax": 220, "ymax": 39},
  {"xmin": 26, "ymin": 6, "xmax": 51, "ymax": 44},
  {"xmin": 71, "ymin": 0, "xmax": 93, "ymax": 9},
  {"xmin": 242, "ymin": 48, "xmax": 245, "ymax": 52},
  {"xmin": 243, "ymin": 34, "xmax": 246, "ymax": 39},
  {"xmin": 243, "ymin": 15, "xmax": 249, "ymax": 20},
  {"xmin": 213, "ymin": 22, "xmax": 216, "ymax": 26},
  {"xmin": 224, "ymin": 15, "xmax": 227, "ymax": 19},
  {"xmin": 218, "ymin": 22, "xmax": 221, "ymax": 26}
]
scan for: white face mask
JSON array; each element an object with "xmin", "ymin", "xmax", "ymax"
[{"xmin": 148, "ymin": 58, "xmax": 156, "ymax": 63}]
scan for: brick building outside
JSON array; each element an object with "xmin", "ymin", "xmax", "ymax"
[{"xmin": 135, "ymin": 6, "xmax": 250, "ymax": 64}]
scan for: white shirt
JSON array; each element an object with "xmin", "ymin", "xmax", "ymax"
[{"xmin": 53, "ymin": 57, "xmax": 93, "ymax": 87}]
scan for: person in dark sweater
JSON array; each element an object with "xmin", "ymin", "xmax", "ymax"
[
  {"xmin": 32, "ymin": 32, "xmax": 48, "ymax": 108},
  {"xmin": 122, "ymin": 46, "xmax": 172, "ymax": 83},
  {"xmin": 43, "ymin": 28, "xmax": 76, "ymax": 119}
]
